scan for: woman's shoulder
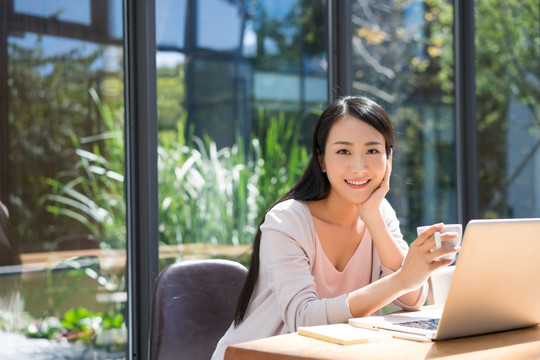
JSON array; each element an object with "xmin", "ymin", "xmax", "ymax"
[
  {"xmin": 266, "ymin": 199, "xmax": 311, "ymax": 223},
  {"xmin": 263, "ymin": 199, "xmax": 313, "ymax": 233},
  {"xmin": 271, "ymin": 198, "xmax": 308, "ymax": 213}
]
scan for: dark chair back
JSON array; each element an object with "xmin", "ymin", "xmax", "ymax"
[
  {"xmin": 148, "ymin": 259, "xmax": 247, "ymax": 360},
  {"xmin": 0, "ymin": 201, "xmax": 21, "ymax": 266}
]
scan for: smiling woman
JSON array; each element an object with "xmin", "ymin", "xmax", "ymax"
[{"xmin": 210, "ymin": 96, "xmax": 458, "ymax": 360}]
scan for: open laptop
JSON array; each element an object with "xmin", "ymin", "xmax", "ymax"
[{"xmin": 349, "ymin": 218, "xmax": 540, "ymax": 341}]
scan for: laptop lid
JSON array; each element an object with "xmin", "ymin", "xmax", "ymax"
[
  {"xmin": 349, "ymin": 218, "xmax": 540, "ymax": 341},
  {"xmin": 435, "ymin": 217, "xmax": 540, "ymax": 340}
]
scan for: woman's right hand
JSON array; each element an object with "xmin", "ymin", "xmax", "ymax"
[{"xmin": 397, "ymin": 224, "xmax": 460, "ymax": 291}]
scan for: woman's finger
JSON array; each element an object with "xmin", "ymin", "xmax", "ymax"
[{"xmin": 412, "ymin": 223, "xmax": 444, "ymax": 247}]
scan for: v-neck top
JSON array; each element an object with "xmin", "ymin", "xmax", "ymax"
[
  {"xmin": 312, "ymin": 228, "xmax": 373, "ymax": 299},
  {"xmin": 211, "ymin": 199, "xmax": 428, "ymax": 360}
]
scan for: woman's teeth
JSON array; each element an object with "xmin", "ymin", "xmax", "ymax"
[{"xmin": 347, "ymin": 179, "xmax": 368, "ymax": 185}]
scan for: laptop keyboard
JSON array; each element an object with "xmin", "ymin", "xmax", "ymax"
[{"xmin": 397, "ymin": 318, "xmax": 440, "ymax": 331}]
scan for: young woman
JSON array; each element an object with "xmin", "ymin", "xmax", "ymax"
[{"xmin": 212, "ymin": 96, "xmax": 459, "ymax": 360}]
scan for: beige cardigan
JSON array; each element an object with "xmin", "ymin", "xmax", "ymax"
[{"xmin": 212, "ymin": 199, "xmax": 427, "ymax": 360}]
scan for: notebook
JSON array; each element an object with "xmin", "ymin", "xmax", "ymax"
[
  {"xmin": 298, "ymin": 323, "xmax": 390, "ymax": 345},
  {"xmin": 349, "ymin": 218, "xmax": 540, "ymax": 341}
]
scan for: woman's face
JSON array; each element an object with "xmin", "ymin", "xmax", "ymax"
[{"xmin": 319, "ymin": 115, "xmax": 388, "ymax": 205}]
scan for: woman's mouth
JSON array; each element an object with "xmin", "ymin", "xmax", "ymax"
[{"xmin": 345, "ymin": 179, "xmax": 369, "ymax": 186}]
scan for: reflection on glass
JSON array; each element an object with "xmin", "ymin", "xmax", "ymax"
[
  {"xmin": 475, "ymin": 0, "xmax": 540, "ymax": 219},
  {"xmin": 155, "ymin": 0, "xmax": 326, "ymax": 269},
  {"xmin": 198, "ymin": 0, "xmax": 243, "ymax": 51},
  {"xmin": 1, "ymin": 1, "xmax": 126, "ymax": 358},
  {"xmin": 156, "ymin": 0, "xmax": 187, "ymax": 50},
  {"xmin": 15, "ymin": 0, "xmax": 91, "ymax": 25},
  {"xmin": 351, "ymin": 0, "xmax": 457, "ymax": 240}
]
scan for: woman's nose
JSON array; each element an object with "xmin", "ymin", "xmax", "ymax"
[{"xmin": 350, "ymin": 156, "xmax": 367, "ymax": 172}]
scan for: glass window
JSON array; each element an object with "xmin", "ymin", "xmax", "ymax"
[
  {"xmin": 475, "ymin": 0, "xmax": 540, "ymax": 219},
  {"xmin": 14, "ymin": 0, "xmax": 92, "ymax": 25},
  {"xmin": 156, "ymin": 0, "xmax": 187, "ymax": 50},
  {"xmin": 155, "ymin": 0, "xmax": 326, "ymax": 268},
  {"xmin": 351, "ymin": 0, "xmax": 457, "ymax": 240},
  {"xmin": 197, "ymin": 0, "xmax": 243, "ymax": 51},
  {"xmin": 0, "ymin": 1, "xmax": 126, "ymax": 358}
]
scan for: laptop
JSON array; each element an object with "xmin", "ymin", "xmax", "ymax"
[{"xmin": 349, "ymin": 218, "xmax": 540, "ymax": 341}]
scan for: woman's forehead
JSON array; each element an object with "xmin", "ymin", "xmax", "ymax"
[{"xmin": 326, "ymin": 115, "xmax": 385, "ymax": 144}]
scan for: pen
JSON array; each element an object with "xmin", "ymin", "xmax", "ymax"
[{"xmin": 385, "ymin": 330, "xmax": 432, "ymax": 342}]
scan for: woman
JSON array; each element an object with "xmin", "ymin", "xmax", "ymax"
[{"xmin": 212, "ymin": 96, "xmax": 459, "ymax": 359}]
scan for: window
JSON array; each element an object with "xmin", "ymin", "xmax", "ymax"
[
  {"xmin": 1, "ymin": 1, "xmax": 126, "ymax": 358},
  {"xmin": 155, "ymin": 0, "xmax": 327, "ymax": 266},
  {"xmin": 474, "ymin": 0, "xmax": 540, "ymax": 219}
]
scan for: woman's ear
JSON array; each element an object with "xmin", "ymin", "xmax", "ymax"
[{"xmin": 317, "ymin": 149, "xmax": 326, "ymax": 173}]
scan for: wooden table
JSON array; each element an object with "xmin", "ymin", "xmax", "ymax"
[{"xmin": 225, "ymin": 324, "xmax": 540, "ymax": 359}]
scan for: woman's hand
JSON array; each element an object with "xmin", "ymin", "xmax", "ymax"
[
  {"xmin": 357, "ymin": 151, "xmax": 392, "ymax": 218},
  {"xmin": 397, "ymin": 224, "xmax": 460, "ymax": 291}
]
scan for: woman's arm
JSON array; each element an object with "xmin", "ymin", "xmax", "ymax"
[
  {"xmin": 261, "ymin": 201, "xmax": 353, "ymax": 329},
  {"xmin": 357, "ymin": 154, "xmax": 405, "ymax": 271},
  {"xmin": 363, "ymin": 209, "xmax": 406, "ymax": 271},
  {"xmin": 347, "ymin": 224, "xmax": 458, "ymax": 317},
  {"xmin": 362, "ymin": 209, "xmax": 428, "ymax": 309}
]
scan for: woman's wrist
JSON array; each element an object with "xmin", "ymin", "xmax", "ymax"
[{"xmin": 358, "ymin": 206, "xmax": 383, "ymax": 225}]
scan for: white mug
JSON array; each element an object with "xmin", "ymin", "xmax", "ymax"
[{"xmin": 417, "ymin": 223, "xmax": 462, "ymax": 261}]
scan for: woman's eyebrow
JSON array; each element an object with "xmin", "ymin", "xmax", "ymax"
[
  {"xmin": 365, "ymin": 140, "xmax": 383, "ymax": 146},
  {"xmin": 332, "ymin": 140, "xmax": 353, "ymax": 145}
]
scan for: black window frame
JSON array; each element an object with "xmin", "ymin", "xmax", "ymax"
[{"xmin": 123, "ymin": 0, "xmax": 159, "ymax": 359}]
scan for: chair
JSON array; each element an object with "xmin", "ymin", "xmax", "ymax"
[
  {"xmin": 148, "ymin": 259, "xmax": 248, "ymax": 360},
  {"xmin": 0, "ymin": 201, "xmax": 23, "ymax": 329},
  {"xmin": 427, "ymin": 265, "xmax": 455, "ymax": 305},
  {"xmin": 0, "ymin": 201, "xmax": 21, "ymax": 266}
]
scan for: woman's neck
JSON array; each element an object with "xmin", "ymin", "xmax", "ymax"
[{"xmin": 309, "ymin": 192, "xmax": 359, "ymax": 227}]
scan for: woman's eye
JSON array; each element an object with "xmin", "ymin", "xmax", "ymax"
[
  {"xmin": 337, "ymin": 149, "xmax": 350, "ymax": 155},
  {"xmin": 366, "ymin": 149, "xmax": 380, "ymax": 155}
]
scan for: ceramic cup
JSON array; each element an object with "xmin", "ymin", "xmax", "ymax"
[{"xmin": 417, "ymin": 223, "xmax": 462, "ymax": 261}]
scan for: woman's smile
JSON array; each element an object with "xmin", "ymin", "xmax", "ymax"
[{"xmin": 345, "ymin": 178, "xmax": 370, "ymax": 187}]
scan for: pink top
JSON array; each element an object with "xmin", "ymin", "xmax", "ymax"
[{"xmin": 312, "ymin": 229, "xmax": 373, "ymax": 299}]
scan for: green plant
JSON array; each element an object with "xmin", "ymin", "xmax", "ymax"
[
  {"xmin": 40, "ymin": 88, "xmax": 125, "ymax": 249},
  {"xmin": 158, "ymin": 109, "xmax": 309, "ymax": 247},
  {"xmin": 24, "ymin": 306, "xmax": 125, "ymax": 349},
  {"xmin": 43, "ymin": 90, "xmax": 310, "ymax": 249}
]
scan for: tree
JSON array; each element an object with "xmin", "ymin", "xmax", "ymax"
[{"xmin": 427, "ymin": 0, "xmax": 539, "ymax": 217}]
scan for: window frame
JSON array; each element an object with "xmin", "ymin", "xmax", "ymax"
[{"xmin": 123, "ymin": 0, "xmax": 159, "ymax": 359}]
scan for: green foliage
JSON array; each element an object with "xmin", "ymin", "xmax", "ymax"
[
  {"xmin": 23, "ymin": 306, "xmax": 125, "ymax": 348},
  {"xmin": 42, "ymin": 89, "xmax": 309, "ymax": 248},
  {"xmin": 158, "ymin": 109, "xmax": 309, "ymax": 246},
  {"xmin": 40, "ymin": 89, "xmax": 126, "ymax": 249},
  {"xmin": 7, "ymin": 38, "xmax": 104, "ymax": 246},
  {"xmin": 157, "ymin": 64, "xmax": 186, "ymax": 131}
]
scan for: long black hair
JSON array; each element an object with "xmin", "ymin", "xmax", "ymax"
[{"xmin": 233, "ymin": 96, "xmax": 395, "ymax": 326}]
